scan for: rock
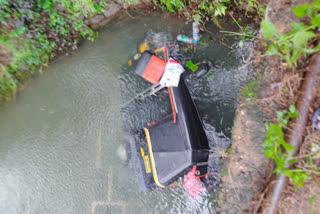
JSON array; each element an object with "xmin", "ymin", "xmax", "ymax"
[
  {"xmin": 116, "ymin": 0, "xmax": 152, "ymax": 8},
  {"xmin": 86, "ymin": 1, "xmax": 153, "ymax": 28},
  {"xmin": 85, "ymin": 14, "xmax": 106, "ymax": 25},
  {"xmin": 103, "ymin": 4, "xmax": 121, "ymax": 17},
  {"xmin": 196, "ymin": 63, "xmax": 209, "ymax": 78}
]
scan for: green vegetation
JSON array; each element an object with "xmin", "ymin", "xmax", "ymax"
[
  {"xmin": 260, "ymin": 1, "xmax": 320, "ymax": 188},
  {"xmin": 154, "ymin": 0, "xmax": 264, "ymax": 25},
  {"xmin": 261, "ymin": 1, "xmax": 320, "ymax": 67},
  {"xmin": 205, "ymin": 71, "xmax": 212, "ymax": 78},
  {"xmin": 263, "ymin": 105, "xmax": 308, "ymax": 187},
  {"xmin": 185, "ymin": 60, "xmax": 198, "ymax": 72},
  {"xmin": 240, "ymin": 80, "xmax": 311, "ymax": 187},
  {"xmin": 154, "ymin": 0, "xmax": 229, "ymax": 23},
  {"xmin": 222, "ymin": 1, "xmax": 320, "ymax": 67},
  {"xmin": 0, "ymin": 0, "xmax": 108, "ymax": 99},
  {"xmin": 241, "ymin": 80, "xmax": 257, "ymax": 101}
]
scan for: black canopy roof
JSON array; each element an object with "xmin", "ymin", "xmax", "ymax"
[{"xmin": 144, "ymin": 78, "xmax": 209, "ymax": 187}]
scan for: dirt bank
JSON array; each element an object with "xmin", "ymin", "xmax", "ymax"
[{"xmin": 217, "ymin": 0, "xmax": 320, "ymax": 213}]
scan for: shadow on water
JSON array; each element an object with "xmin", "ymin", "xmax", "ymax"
[{"xmin": 0, "ymin": 10, "xmax": 254, "ymax": 214}]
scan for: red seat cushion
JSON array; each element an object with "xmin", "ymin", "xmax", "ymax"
[{"xmin": 142, "ymin": 55, "xmax": 166, "ymax": 84}]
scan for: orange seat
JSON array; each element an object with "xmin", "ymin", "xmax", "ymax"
[
  {"xmin": 142, "ymin": 55, "xmax": 166, "ymax": 84},
  {"xmin": 134, "ymin": 51, "xmax": 166, "ymax": 84}
]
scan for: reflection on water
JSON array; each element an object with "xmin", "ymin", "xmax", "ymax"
[{"xmin": 0, "ymin": 10, "xmax": 253, "ymax": 214}]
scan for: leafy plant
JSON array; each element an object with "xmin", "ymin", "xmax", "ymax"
[
  {"xmin": 185, "ymin": 60, "xmax": 199, "ymax": 71},
  {"xmin": 0, "ymin": 0, "xmax": 106, "ymax": 98},
  {"xmin": 241, "ymin": 80, "xmax": 257, "ymax": 101},
  {"xmin": 154, "ymin": 0, "xmax": 231, "ymax": 24},
  {"xmin": 246, "ymin": 0, "xmax": 264, "ymax": 17},
  {"xmin": 261, "ymin": 1, "xmax": 320, "ymax": 67},
  {"xmin": 263, "ymin": 105, "xmax": 309, "ymax": 187},
  {"xmin": 276, "ymin": 104, "xmax": 299, "ymax": 127}
]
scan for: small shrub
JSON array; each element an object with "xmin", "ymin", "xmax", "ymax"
[
  {"xmin": 263, "ymin": 104, "xmax": 309, "ymax": 187},
  {"xmin": 261, "ymin": 1, "xmax": 320, "ymax": 67}
]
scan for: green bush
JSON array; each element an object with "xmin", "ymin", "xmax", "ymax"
[
  {"xmin": 0, "ymin": 0, "xmax": 107, "ymax": 97},
  {"xmin": 153, "ymin": 0, "xmax": 231, "ymax": 23}
]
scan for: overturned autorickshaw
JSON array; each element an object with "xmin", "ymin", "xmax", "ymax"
[{"xmin": 123, "ymin": 46, "xmax": 214, "ymax": 197}]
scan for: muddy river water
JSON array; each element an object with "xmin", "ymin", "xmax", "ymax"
[{"xmin": 0, "ymin": 10, "xmax": 253, "ymax": 214}]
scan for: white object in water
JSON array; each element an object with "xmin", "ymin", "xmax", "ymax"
[
  {"xmin": 117, "ymin": 144, "xmax": 128, "ymax": 163},
  {"xmin": 160, "ymin": 58, "xmax": 184, "ymax": 87}
]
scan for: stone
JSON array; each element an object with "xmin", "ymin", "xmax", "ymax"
[
  {"xmin": 117, "ymin": 0, "xmax": 152, "ymax": 8},
  {"xmin": 85, "ymin": 14, "xmax": 106, "ymax": 25},
  {"xmin": 103, "ymin": 4, "xmax": 121, "ymax": 18}
]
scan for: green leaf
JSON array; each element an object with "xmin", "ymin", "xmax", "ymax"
[
  {"xmin": 214, "ymin": 3, "xmax": 227, "ymax": 16},
  {"xmin": 310, "ymin": 14, "xmax": 320, "ymax": 26},
  {"xmin": 266, "ymin": 123, "xmax": 284, "ymax": 139},
  {"xmin": 193, "ymin": 14, "xmax": 202, "ymax": 24},
  {"xmin": 288, "ymin": 112, "xmax": 299, "ymax": 118},
  {"xmin": 266, "ymin": 44, "xmax": 280, "ymax": 55},
  {"xmin": 283, "ymin": 168, "xmax": 293, "ymax": 177},
  {"xmin": 289, "ymin": 104, "xmax": 296, "ymax": 113},
  {"xmin": 205, "ymin": 72, "xmax": 212, "ymax": 79},
  {"xmin": 274, "ymin": 158, "xmax": 284, "ymax": 174},
  {"xmin": 185, "ymin": 60, "xmax": 198, "ymax": 72},
  {"xmin": 166, "ymin": 2, "xmax": 175, "ymax": 13},
  {"xmin": 311, "ymin": 1, "xmax": 320, "ymax": 9},
  {"xmin": 301, "ymin": 172, "xmax": 308, "ymax": 180},
  {"xmin": 291, "ymin": 31, "xmax": 316, "ymax": 47},
  {"xmin": 291, "ymin": 172, "xmax": 304, "ymax": 187},
  {"xmin": 191, "ymin": 64, "xmax": 198, "ymax": 71},
  {"xmin": 264, "ymin": 149, "xmax": 273, "ymax": 158},
  {"xmin": 290, "ymin": 22, "xmax": 305, "ymax": 33},
  {"xmin": 292, "ymin": 4, "xmax": 309, "ymax": 18},
  {"xmin": 93, "ymin": 4, "xmax": 103, "ymax": 13},
  {"xmin": 261, "ymin": 20, "xmax": 277, "ymax": 39},
  {"xmin": 277, "ymin": 111, "xmax": 284, "ymax": 120},
  {"xmin": 280, "ymin": 140, "xmax": 294, "ymax": 151},
  {"xmin": 185, "ymin": 60, "xmax": 193, "ymax": 68}
]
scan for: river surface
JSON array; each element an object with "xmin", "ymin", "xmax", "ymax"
[{"xmin": 0, "ymin": 10, "xmax": 253, "ymax": 214}]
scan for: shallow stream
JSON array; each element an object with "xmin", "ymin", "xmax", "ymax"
[{"xmin": 0, "ymin": 10, "xmax": 253, "ymax": 214}]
